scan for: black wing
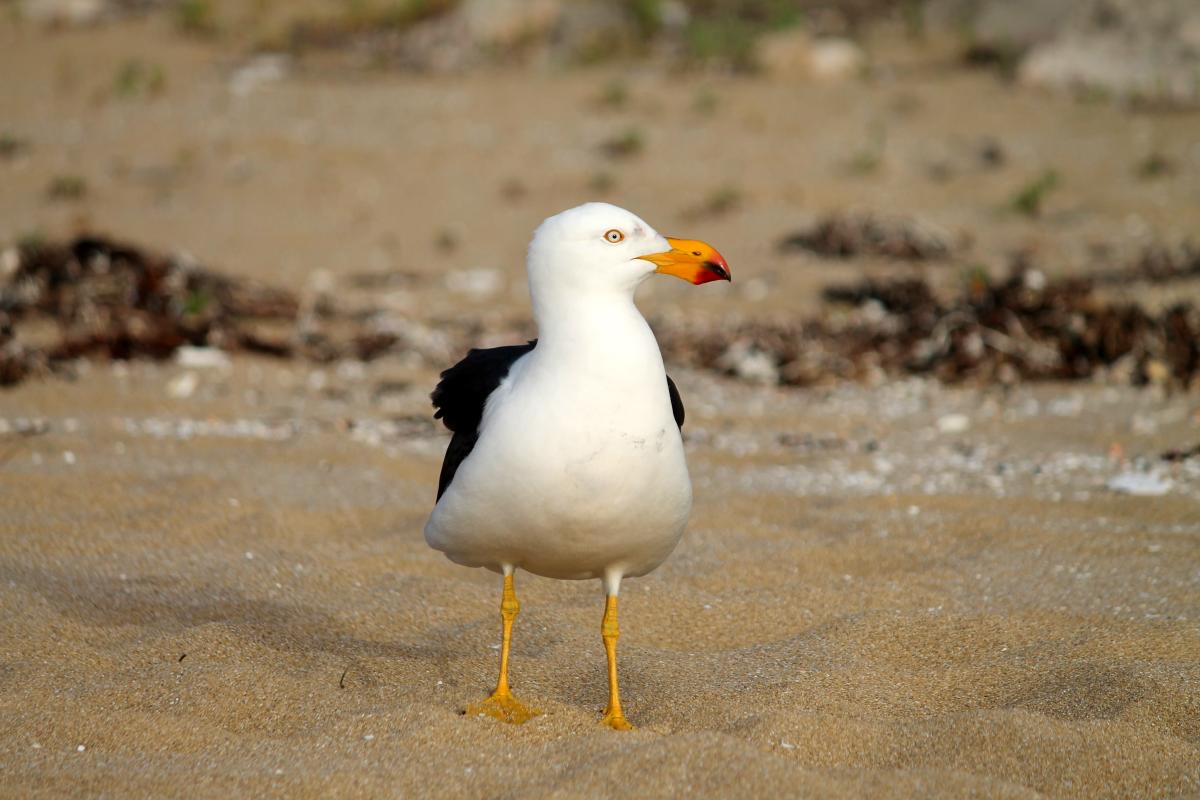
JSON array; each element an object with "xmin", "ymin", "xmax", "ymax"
[
  {"xmin": 432, "ymin": 341, "xmax": 536, "ymax": 500},
  {"xmin": 666, "ymin": 374, "xmax": 685, "ymax": 429}
]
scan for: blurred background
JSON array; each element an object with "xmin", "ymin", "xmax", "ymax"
[{"xmin": 1, "ymin": 0, "xmax": 1198, "ymax": 390}]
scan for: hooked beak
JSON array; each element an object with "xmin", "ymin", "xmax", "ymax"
[{"xmin": 638, "ymin": 237, "xmax": 731, "ymax": 285}]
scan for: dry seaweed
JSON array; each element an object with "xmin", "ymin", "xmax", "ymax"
[
  {"xmin": 1093, "ymin": 242, "xmax": 1200, "ymax": 286},
  {"xmin": 1161, "ymin": 444, "xmax": 1200, "ymax": 462},
  {"xmin": 778, "ymin": 211, "xmax": 955, "ymax": 261},
  {"xmin": 3, "ymin": 234, "xmax": 1197, "ymax": 391},
  {"xmin": 0, "ymin": 235, "xmax": 298, "ymax": 385},
  {"xmin": 657, "ymin": 265, "xmax": 1199, "ymax": 388}
]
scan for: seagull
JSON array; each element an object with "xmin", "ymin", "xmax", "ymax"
[{"xmin": 425, "ymin": 202, "xmax": 730, "ymax": 730}]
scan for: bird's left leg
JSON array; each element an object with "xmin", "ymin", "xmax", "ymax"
[
  {"xmin": 465, "ymin": 567, "xmax": 539, "ymax": 724},
  {"xmin": 600, "ymin": 574, "xmax": 633, "ymax": 731}
]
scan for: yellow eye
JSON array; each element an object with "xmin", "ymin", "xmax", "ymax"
[{"xmin": 604, "ymin": 229, "xmax": 624, "ymax": 243}]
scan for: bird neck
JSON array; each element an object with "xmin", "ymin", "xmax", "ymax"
[{"xmin": 530, "ymin": 283, "xmax": 655, "ymax": 362}]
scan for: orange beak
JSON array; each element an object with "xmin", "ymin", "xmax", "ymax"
[{"xmin": 638, "ymin": 237, "xmax": 731, "ymax": 285}]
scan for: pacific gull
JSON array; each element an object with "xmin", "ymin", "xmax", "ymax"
[{"xmin": 425, "ymin": 202, "xmax": 730, "ymax": 729}]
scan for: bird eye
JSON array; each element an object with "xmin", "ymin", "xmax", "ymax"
[{"xmin": 604, "ymin": 229, "xmax": 624, "ymax": 243}]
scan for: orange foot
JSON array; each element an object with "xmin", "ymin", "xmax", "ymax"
[
  {"xmin": 601, "ymin": 708, "xmax": 634, "ymax": 731},
  {"xmin": 465, "ymin": 691, "xmax": 540, "ymax": 725}
]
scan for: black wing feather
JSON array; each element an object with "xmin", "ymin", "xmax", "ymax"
[
  {"xmin": 432, "ymin": 341, "xmax": 536, "ymax": 499},
  {"xmin": 431, "ymin": 340, "xmax": 686, "ymax": 501},
  {"xmin": 666, "ymin": 374, "xmax": 685, "ymax": 429},
  {"xmin": 436, "ymin": 429, "xmax": 480, "ymax": 501}
]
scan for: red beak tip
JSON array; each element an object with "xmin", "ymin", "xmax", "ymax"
[{"xmin": 705, "ymin": 259, "xmax": 731, "ymax": 282}]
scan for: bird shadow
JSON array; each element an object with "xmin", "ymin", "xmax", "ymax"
[{"xmin": 0, "ymin": 560, "xmax": 461, "ymax": 665}]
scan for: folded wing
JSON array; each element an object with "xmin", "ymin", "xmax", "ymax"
[{"xmin": 432, "ymin": 341, "xmax": 536, "ymax": 500}]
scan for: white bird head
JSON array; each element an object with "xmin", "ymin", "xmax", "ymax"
[{"xmin": 526, "ymin": 202, "xmax": 730, "ymax": 299}]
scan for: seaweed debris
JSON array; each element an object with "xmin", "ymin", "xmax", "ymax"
[
  {"xmin": 1161, "ymin": 443, "xmax": 1200, "ymax": 462},
  {"xmin": 1092, "ymin": 241, "xmax": 1200, "ymax": 286},
  {"xmin": 778, "ymin": 211, "xmax": 955, "ymax": 261},
  {"xmin": 657, "ymin": 263, "xmax": 1199, "ymax": 388},
  {"xmin": 0, "ymin": 235, "xmax": 301, "ymax": 385},
  {"xmin": 2, "ymin": 234, "xmax": 1197, "ymax": 390}
]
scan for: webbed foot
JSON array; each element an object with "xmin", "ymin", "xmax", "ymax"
[{"xmin": 465, "ymin": 691, "xmax": 540, "ymax": 725}]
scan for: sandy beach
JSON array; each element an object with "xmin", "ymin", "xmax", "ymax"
[
  {"xmin": 2, "ymin": 6, "xmax": 1199, "ymax": 798},
  {"xmin": 4, "ymin": 362, "xmax": 1198, "ymax": 797}
]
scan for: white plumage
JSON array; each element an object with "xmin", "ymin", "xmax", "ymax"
[
  {"xmin": 425, "ymin": 203, "xmax": 707, "ymax": 592},
  {"xmin": 423, "ymin": 202, "xmax": 729, "ymax": 728}
]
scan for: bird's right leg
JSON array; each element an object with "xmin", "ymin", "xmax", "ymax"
[
  {"xmin": 465, "ymin": 567, "xmax": 539, "ymax": 724},
  {"xmin": 600, "ymin": 571, "xmax": 633, "ymax": 731}
]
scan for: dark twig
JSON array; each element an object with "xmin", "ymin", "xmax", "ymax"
[{"xmin": 1161, "ymin": 444, "xmax": 1200, "ymax": 462}]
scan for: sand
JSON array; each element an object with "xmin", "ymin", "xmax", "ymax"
[
  {"xmin": 3, "ymin": 365, "xmax": 1198, "ymax": 798},
  {"xmin": 2, "ymin": 12, "xmax": 1199, "ymax": 799}
]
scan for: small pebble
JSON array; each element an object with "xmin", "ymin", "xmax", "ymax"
[
  {"xmin": 167, "ymin": 372, "xmax": 198, "ymax": 399},
  {"xmin": 175, "ymin": 346, "xmax": 232, "ymax": 370},
  {"xmin": 1107, "ymin": 472, "xmax": 1172, "ymax": 496},
  {"xmin": 936, "ymin": 414, "xmax": 970, "ymax": 434}
]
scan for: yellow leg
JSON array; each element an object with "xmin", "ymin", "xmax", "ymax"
[
  {"xmin": 465, "ymin": 572, "xmax": 539, "ymax": 724},
  {"xmin": 600, "ymin": 595, "xmax": 633, "ymax": 731}
]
